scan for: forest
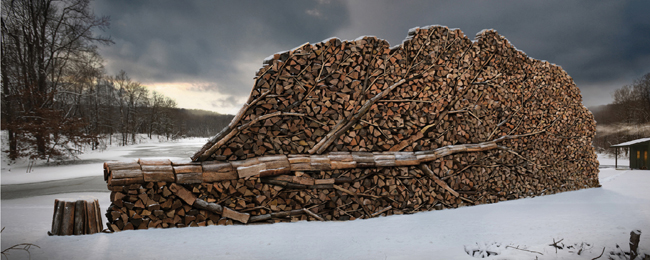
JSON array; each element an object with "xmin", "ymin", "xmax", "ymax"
[
  {"xmin": 591, "ymin": 72, "xmax": 650, "ymax": 153},
  {"xmin": 1, "ymin": 0, "xmax": 232, "ymax": 160}
]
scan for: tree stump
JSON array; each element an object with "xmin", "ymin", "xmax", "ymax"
[{"xmin": 49, "ymin": 199, "xmax": 103, "ymax": 236}]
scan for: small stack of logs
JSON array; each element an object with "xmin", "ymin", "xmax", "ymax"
[
  {"xmin": 104, "ymin": 25, "xmax": 599, "ymax": 232},
  {"xmin": 50, "ymin": 199, "xmax": 103, "ymax": 236}
]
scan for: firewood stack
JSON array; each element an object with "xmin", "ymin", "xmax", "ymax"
[{"xmin": 104, "ymin": 25, "xmax": 599, "ymax": 231}]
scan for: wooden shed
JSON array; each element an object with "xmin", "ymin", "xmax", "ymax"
[{"xmin": 611, "ymin": 137, "xmax": 650, "ymax": 169}]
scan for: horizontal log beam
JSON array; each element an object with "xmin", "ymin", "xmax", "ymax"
[{"xmin": 106, "ymin": 132, "xmax": 544, "ymax": 186}]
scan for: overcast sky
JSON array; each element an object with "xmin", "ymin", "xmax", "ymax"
[{"xmin": 91, "ymin": 0, "xmax": 650, "ymax": 114}]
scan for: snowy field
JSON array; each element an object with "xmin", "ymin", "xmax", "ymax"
[{"xmin": 1, "ymin": 142, "xmax": 649, "ymax": 259}]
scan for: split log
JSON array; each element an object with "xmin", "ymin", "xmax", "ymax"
[
  {"xmin": 169, "ymin": 183, "xmax": 197, "ymax": 205},
  {"xmin": 61, "ymin": 201, "xmax": 75, "ymax": 235},
  {"xmin": 222, "ymin": 207, "xmax": 250, "ymax": 224},
  {"xmin": 50, "ymin": 200, "xmax": 65, "ymax": 235},
  {"xmin": 73, "ymin": 200, "xmax": 86, "ymax": 235},
  {"xmin": 420, "ymin": 164, "xmax": 459, "ymax": 197},
  {"xmin": 193, "ymin": 198, "xmax": 223, "ymax": 213}
]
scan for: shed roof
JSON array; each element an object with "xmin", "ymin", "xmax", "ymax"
[{"xmin": 611, "ymin": 137, "xmax": 650, "ymax": 147}]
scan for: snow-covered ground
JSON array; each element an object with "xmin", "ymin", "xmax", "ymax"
[
  {"xmin": 1, "ymin": 141, "xmax": 649, "ymax": 259},
  {"xmin": 598, "ymin": 153, "xmax": 630, "ymax": 168}
]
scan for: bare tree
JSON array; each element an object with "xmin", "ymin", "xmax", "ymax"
[
  {"xmin": 613, "ymin": 72, "xmax": 650, "ymax": 126},
  {"xmin": 1, "ymin": 0, "xmax": 112, "ymax": 159}
]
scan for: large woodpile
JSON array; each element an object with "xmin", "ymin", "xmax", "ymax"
[{"xmin": 104, "ymin": 26, "xmax": 599, "ymax": 231}]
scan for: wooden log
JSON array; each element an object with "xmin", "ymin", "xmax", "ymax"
[
  {"xmin": 237, "ymin": 163, "xmax": 266, "ymax": 178},
  {"xmin": 143, "ymin": 171, "xmax": 175, "ymax": 182},
  {"xmin": 303, "ymin": 208, "xmax": 324, "ymax": 221},
  {"xmin": 268, "ymin": 175, "xmax": 294, "ymax": 182},
  {"xmin": 93, "ymin": 199, "xmax": 104, "ymax": 232},
  {"xmin": 290, "ymin": 162, "xmax": 313, "ymax": 171},
  {"xmin": 193, "ymin": 198, "xmax": 223, "ymax": 214},
  {"xmin": 169, "ymin": 183, "xmax": 197, "ymax": 205},
  {"xmin": 261, "ymin": 178, "xmax": 307, "ymax": 189},
  {"xmin": 271, "ymin": 209, "xmax": 305, "ymax": 218},
  {"xmin": 420, "ymin": 164, "xmax": 459, "ymax": 197},
  {"xmin": 85, "ymin": 200, "xmax": 98, "ymax": 234},
  {"xmin": 201, "ymin": 161, "xmax": 234, "ymax": 172},
  {"xmin": 293, "ymin": 176, "xmax": 315, "ymax": 186},
  {"xmin": 171, "ymin": 159, "xmax": 201, "ymax": 166},
  {"xmin": 141, "ymin": 165, "xmax": 173, "ymax": 172},
  {"xmin": 112, "ymin": 169, "xmax": 144, "ymax": 179},
  {"xmin": 374, "ymin": 153, "xmax": 396, "ymax": 167},
  {"xmin": 202, "ymin": 162, "xmax": 238, "ymax": 182},
  {"xmin": 73, "ymin": 200, "xmax": 86, "ymax": 235},
  {"xmin": 310, "ymin": 155, "xmax": 331, "ymax": 170},
  {"xmin": 50, "ymin": 199, "xmax": 65, "ymax": 235},
  {"xmin": 352, "ymin": 152, "xmax": 375, "ymax": 167},
  {"xmin": 174, "ymin": 165, "xmax": 202, "ymax": 174},
  {"xmin": 335, "ymin": 177, "xmax": 353, "ymax": 184},
  {"xmin": 287, "ymin": 155, "xmax": 310, "ymax": 164},
  {"xmin": 314, "ymin": 179, "xmax": 336, "ymax": 185},
  {"xmin": 308, "ymin": 184, "xmax": 334, "ymax": 189},
  {"xmin": 259, "ymin": 167, "xmax": 291, "ymax": 177},
  {"xmin": 176, "ymin": 172, "xmax": 202, "ymax": 184},
  {"xmin": 249, "ymin": 214, "xmax": 271, "ymax": 223},
  {"xmin": 394, "ymin": 152, "xmax": 419, "ymax": 166},
  {"xmin": 330, "ymin": 160, "xmax": 357, "ymax": 169},
  {"xmin": 259, "ymin": 155, "xmax": 291, "ymax": 176},
  {"xmin": 107, "ymin": 185, "xmax": 126, "ymax": 192},
  {"xmin": 61, "ymin": 201, "xmax": 76, "ymax": 235},
  {"xmin": 203, "ymin": 170, "xmax": 238, "ymax": 182},
  {"xmin": 104, "ymin": 161, "xmax": 140, "ymax": 171},
  {"xmin": 139, "ymin": 159, "xmax": 171, "ymax": 165},
  {"xmin": 222, "ymin": 207, "xmax": 250, "ymax": 224},
  {"xmin": 108, "ymin": 176, "xmax": 144, "ymax": 186},
  {"xmin": 371, "ymin": 206, "xmax": 392, "ymax": 217}
]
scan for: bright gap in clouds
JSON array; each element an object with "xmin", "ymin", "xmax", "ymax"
[
  {"xmin": 145, "ymin": 82, "xmax": 248, "ymax": 115},
  {"xmin": 142, "ymin": 53, "xmax": 267, "ymax": 115}
]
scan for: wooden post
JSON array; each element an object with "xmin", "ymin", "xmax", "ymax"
[{"xmin": 615, "ymin": 147, "xmax": 618, "ymax": 169}]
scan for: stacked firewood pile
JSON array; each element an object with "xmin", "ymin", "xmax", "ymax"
[{"xmin": 104, "ymin": 25, "xmax": 599, "ymax": 231}]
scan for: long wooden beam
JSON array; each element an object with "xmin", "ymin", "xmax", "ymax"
[{"xmin": 106, "ymin": 132, "xmax": 543, "ymax": 186}]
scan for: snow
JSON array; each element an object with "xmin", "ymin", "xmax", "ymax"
[
  {"xmin": 2, "ymin": 141, "xmax": 650, "ymax": 259},
  {"xmin": 611, "ymin": 137, "xmax": 650, "ymax": 147},
  {"xmin": 354, "ymin": 35, "xmax": 377, "ymax": 42},
  {"xmin": 598, "ymin": 153, "xmax": 630, "ymax": 168}
]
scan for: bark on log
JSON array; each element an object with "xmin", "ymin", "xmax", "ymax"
[
  {"xmin": 50, "ymin": 200, "xmax": 65, "ymax": 235},
  {"xmin": 61, "ymin": 201, "xmax": 75, "ymax": 235}
]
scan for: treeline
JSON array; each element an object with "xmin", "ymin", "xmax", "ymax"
[
  {"xmin": 591, "ymin": 72, "xmax": 650, "ymax": 152},
  {"xmin": 1, "ymin": 0, "xmax": 233, "ymax": 160}
]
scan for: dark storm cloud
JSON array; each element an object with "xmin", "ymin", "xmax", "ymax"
[
  {"xmin": 337, "ymin": 0, "xmax": 650, "ymax": 106},
  {"xmin": 92, "ymin": 0, "xmax": 649, "ymax": 110},
  {"xmin": 92, "ymin": 0, "xmax": 350, "ymax": 96}
]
